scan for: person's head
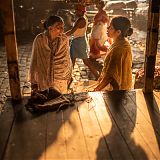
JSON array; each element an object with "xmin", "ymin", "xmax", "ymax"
[
  {"xmin": 107, "ymin": 16, "xmax": 133, "ymax": 41},
  {"xmin": 44, "ymin": 15, "xmax": 64, "ymax": 38},
  {"xmin": 96, "ymin": 1, "xmax": 105, "ymax": 10},
  {"xmin": 75, "ymin": 4, "xmax": 86, "ymax": 16}
]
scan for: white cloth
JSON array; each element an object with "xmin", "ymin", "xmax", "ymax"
[{"xmin": 91, "ymin": 22, "xmax": 108, "ymax": 45}]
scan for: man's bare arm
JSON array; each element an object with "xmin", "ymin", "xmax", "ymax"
[{"xmin": 65, "ymin": 17, "xmax": 86, "ymax": 36}]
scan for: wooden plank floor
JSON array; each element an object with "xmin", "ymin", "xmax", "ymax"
[
  {"xmin": 0, "ymin": 90, "xmax": 160, "ymax": 160},
  {"xmin": 0, "ymin": 100, "xmax": 15, "ymax": 160}
]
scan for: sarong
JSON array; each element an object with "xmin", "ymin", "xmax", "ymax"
[{"xmin": 70, "ymin": 36, "xmax": 88, "ymax": 59}]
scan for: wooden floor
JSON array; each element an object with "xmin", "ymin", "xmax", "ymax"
[{"xmin": 0, "ymin": 90, "xmax": 160, "ymax": 160}]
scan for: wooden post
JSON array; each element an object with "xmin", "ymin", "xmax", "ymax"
[
  {"xmin": 0, "ymin": 0, "xmax": 22, "ymax": 101},
  {"xmin": 143, "ymin": 0, "xmax": 159, "ymax": 93}
]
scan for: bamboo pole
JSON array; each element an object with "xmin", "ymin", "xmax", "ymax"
[
  {"xmin": 0, "ymin": 0, "xmax": 22, "ymax": 101},
  {"xmin": 143, "ymin": 0, "xmax": 159, "ymax": 93}
]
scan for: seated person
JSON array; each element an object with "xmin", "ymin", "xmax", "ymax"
[
  {"xmin": 87, "ymin": 16, "xmax": 133, "ymax": 91},
  {"xmin": 30, "ymin": 15, "xmax": 72, "ymax": 94}
]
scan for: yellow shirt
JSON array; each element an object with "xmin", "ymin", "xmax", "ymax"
[{"xmin": 101, "ymin": 39, "xmax": 132, "ymax": 90}]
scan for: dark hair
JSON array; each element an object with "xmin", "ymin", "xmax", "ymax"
[
  {"xmin": 75, "ymin": 4, "xmax": 86, "ymax": 12},
  {"xmin": 96, "ymin": 0, "xmax": 105, "ymax": 8},
  {"xmin": 99, "ymin": 1, "xmax": 105, "ymax": 8},
  {"xmin": 44, "ymin": 15, "xmax": 63, "ymax": 30},
  {"xmin": 111, "ymin": 16, "xmax": 133, "ymax": 37}
]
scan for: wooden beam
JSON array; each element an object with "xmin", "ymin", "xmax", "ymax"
[
  {"xmin": 143, "ymin": 0, "xmax": 159, "ymax": 93},
  {"xmin": 0, "ymin": 0, "xmax": 22, "ymax": 101}
]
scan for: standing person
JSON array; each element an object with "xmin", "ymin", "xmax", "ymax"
[
  {"xmin": 89, "ymin": 16, "xmax": 133, "ymax": 91},
  {"xmin": 89, "ymin": 0, "xmax": 111, "ymax": 59},
  {"xmin": 30, "ymin": 15, "xmax": 72, "ymax": 94},
  {"xmin": 65, "ymin": 4, "xmax": 99, "ymax": 79}
]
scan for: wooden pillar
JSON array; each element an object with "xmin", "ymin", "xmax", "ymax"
[
  {"xmin": 143, "ymin": 0, "xmax": 159, "ymax": 93},
  {"xmin": 0, "ymin": 0, "xmax": 22, "ymax": 101}
]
